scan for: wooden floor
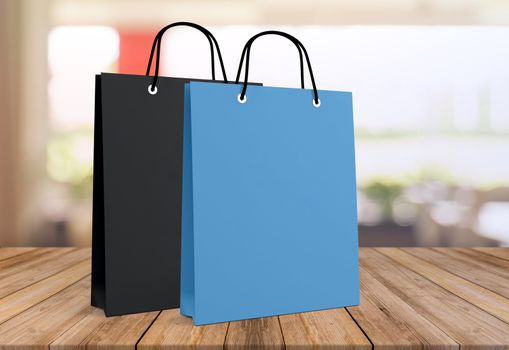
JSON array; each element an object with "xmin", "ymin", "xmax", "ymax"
[{"xmin": 0, "ymin": 248, "xmax": 509, "ymax": 349}]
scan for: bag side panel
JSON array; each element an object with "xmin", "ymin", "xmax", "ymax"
[
  {"xmin": 91, "ymin": 74, "xmax": 106, "ymax": 309},
  {"xmin": 180, "ymin": 83, "xmax": 195, "ymax": 318}
]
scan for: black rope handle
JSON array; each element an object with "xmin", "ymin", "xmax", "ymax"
[
  {"xmin": 235, "ymin": 37, "xmax": 305, "ymax": 90},
  {"xmin": 146, "ymin": 24, "xmax": 216, "ymax": 79},
  {"xmin": 235, "ymin": 31, "xmax": 319, "ymax": 105},
  {"xmin": 146, "ymin": 22, "xmax": 228, "ymax": 92}
]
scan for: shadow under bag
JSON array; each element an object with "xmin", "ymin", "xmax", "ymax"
[
  {"xmin": 181, "ymin": 31, "xmax": 360, "ymax": 325},
  {"xmin": 91, "ymin": 22, "xmax": 230, "ymax": 316}
]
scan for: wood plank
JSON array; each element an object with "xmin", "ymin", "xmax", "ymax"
[
  {"xmin": 453, "ymin": 248, "xmax": 509, "ymax": 273},
  {"xmin": 0, "ymin": 258, "xmax": 90, "ymax": 323},
  {"xmin": 51, "ymin": 307, "xmax": 159, "ymax": 350},
  {"xmin": 347, "ymin": 266, "xmax": 458, "ymax": 350},
  {"xmin": 225, "ymin": 317, "xmax": 284, "ymax": 350},
  {"xmin": 138, "ymin": 309, "xmax": 228, "ymax": 350},
  {"xmin": 376, "ymin": 247, "xmax": 509, "ymax": 324},
  {"xmin": 0, "ymin": 247, "xmax": 508, "ymax": 349},
  {"xmin": 0, "ymin": 277, "xmax": 90, "ymax": 350},
  {"xmin": 0, "ymin": 248, "xmax": 90, "ymax": 299},
  {"xmin": 280, "ymin": 308, "xmax": 372, "ymax": 350},
  {"xmin": 403, "ymin": 248, "xmax": 509, "ymax": 299},
  {"xmin": 0, "ymin": 247, "xmax": 60, "ymax": 279},
  {"xmin": 474, "ymin": 247, "xmax": 509, "ymax": 261},
  {"xmin": 0, "ymin": 248, "xmax": 36, "ymax": 261},
  {"xmin": 360, "ymin": 248, "xmax": 509, "ymax": 348}
]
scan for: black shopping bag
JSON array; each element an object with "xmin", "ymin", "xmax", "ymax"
[{"xmin": 91, "ymin": 22, "xmax": 230, "ymax": 316}]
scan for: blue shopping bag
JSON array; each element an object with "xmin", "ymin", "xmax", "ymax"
[{"xmin": 181, "ymin": 31, "xmax": 359, "ymax": 325}]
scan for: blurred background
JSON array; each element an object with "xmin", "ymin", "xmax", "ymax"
[{"xmin": 1, "ymin": 0, "xmax": 509, "ymax": 247}]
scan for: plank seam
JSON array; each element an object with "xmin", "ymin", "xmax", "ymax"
[
  {"xmin": 362, "ymin": 251, "xmax": 466, "ymax": 348},
  {"xmin": 277, "ymin": 316, "xmax": 287, "ymax": 350},
  {"xmin": 345, "ymin": 305, "xmax": 374, "ymax": 350},
  {"xmin": 462, "ymin": 247, "xmax": 509, "ymax": 263},
  {"xmin": 452, "ymin": 248, "xmax": 509, "ymax": 280},
  {"xmin": 0, "ymin": 248, "xmax": 78, "ymax": 280},
  {"xmin": 222, "ymin": 321, "xmax": 231, "ymax": 350},
  {"xmin": 0, "ymin": 248, "xmax": 36, "ymax": 262},
  {"xmin": 0, "ymin": 251, "xmax": 89, "ymax": 302},
  {"xmin": 1, "ymin": 275, "xmax": 92, "ymax": 350},
  {"xmin": 376, "ymin": 247, "xmax": 509, "ymax": 327},
  {"xmin": 0, "ymin": 263, "xmax": 91, "ymax": 327},
  {"xmin": 408, "ymin": 248, "xmax": 509, "ymax": 302},
  {"xmin": 135, "ymin": 310, "xmax": 162, "ymax": 350},
  {"xmin": 46, "ymin": 295, "xmax": 97, "ymax": 350},
  {"xmin": 359, "ymin": 265, "xmax": 460, "ymax": 349},
  {"xmin": 474, "ymin": 248, "xmax": 509, "ymax": 262},
  {"xmin": 0, "ymin": 248, "xmax": 60, "ymax": 274}
]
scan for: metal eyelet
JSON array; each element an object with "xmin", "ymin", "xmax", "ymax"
[
  {"xmin": 312, "ymin": 98, "xmax": 321, "ymax": 108},
  {"xmin": 237, "ymin": 94, "xmax": 247, "ymax": 104},
  {"xmin": 148, "ymin": 84, "xmax": 158, "ymax": 95}
]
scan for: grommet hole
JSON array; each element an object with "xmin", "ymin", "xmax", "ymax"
[
  {"xmin": 148, "ymin": 84, "xmax": 158, "ymax": 95},
  {"xmin": 237, "ymin": 94, "xmax": 247, "ymax": 104}
]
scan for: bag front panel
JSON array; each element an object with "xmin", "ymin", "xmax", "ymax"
[{"xmin": 188, "ymin": 82, "xmax": 359, "ymax": 325}]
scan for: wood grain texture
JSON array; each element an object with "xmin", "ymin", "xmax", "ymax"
[
  {"xmin": 0, "ymin": 248, "xmax": 90, "ymax": 299},
  {"xmin": 453, "ymin": 248, "xmax": 509, "ymax": 274},
  {"xmin": 138, "ymin": 309, "xmax": 229, "ymax": 350},
  {"xmin": 280, "ymin": 308, "xmax": 371, "ymax": 350},
  {"xmin": 361, "ymin": 248, "xmax": 509, "ymax": 348},
  {"xmin": 347, "ymin": 266, "xmax": 458, "ymax": 350},
  {"xmin": 0, "ymin": 277, "xmax": 90, "ymax": 350},
  {"xmin": 1, "ymin": 248, "xmax": 509, "ymax": 349},
  {"xmin": 0, "ymin": 258, "xmax": 90, "ymax": 323},
  {"xmin": 51, "ymin": 307, "xmax": 159, "ymax": 350},
  {"xmin": 0, "ymin": 247, "xmax": 60, "ymax": 280},
  {"xmin": 0, "ymin": 247, "xmax": 36, "ymax": 261},
  {"xmin": 474, "ymin": 247, "xmax": 509, "ymax": 261},
  {"xmin": 403, "ymin": 248, "xmax": 509, "ymax": 299},
  {"xmin": 377, "ymin": 247, "xmax": 509, "ymax": 323},
  {"xmin": 225, "ymin": 317, "xmax": 284, "ymax": 350}
]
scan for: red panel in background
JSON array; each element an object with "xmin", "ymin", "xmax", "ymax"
[{"xmin": 118, "ymin": 32, "xmax": 158, "ymax": 75}]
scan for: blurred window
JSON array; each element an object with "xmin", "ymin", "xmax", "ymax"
[
  {"xmin": 45, "ymin": 24, "xmax": 509, "ymax": 245},
  {"xmin": 47, "ymin": 25, "xmax": 509, "ymax": 188}
]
